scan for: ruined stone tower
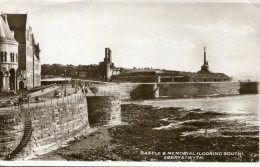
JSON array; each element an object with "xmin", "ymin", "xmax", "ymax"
[{"xmin": 99, "ymin": 47, "xmax": 114, "ymax": 81}]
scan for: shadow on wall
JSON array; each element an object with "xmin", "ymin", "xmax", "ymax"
[
  {"xmin": 130, "ymin": 84, "xmax": 159, "ymax": 100},
  {"xmin": 239, "ymin": 82, "xmax": 259, "ymax": 94}
]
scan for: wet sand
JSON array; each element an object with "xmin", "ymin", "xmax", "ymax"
[{"xmin": 34, "ymin": 104, "xmax": 259, "ymax": 162}]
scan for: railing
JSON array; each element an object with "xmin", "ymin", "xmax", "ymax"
[{"xmin": 3, "ymin": 91, "xmax": 85, "ymax": 112}]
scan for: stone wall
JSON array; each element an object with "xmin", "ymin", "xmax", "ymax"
[
  {"xmin": 86, "ymin": 81, "xmax": 137, "ymax": 99},
  {"xmin": 81, "ymin": 80, "xmax": 259, "ymax": 99},
  {"xmin": 0, "ymin": 91, "xmax": 125, "ymax": 160},
  {"xmin": 111, "ymin": 75, "xmax": 158, "ymax": 83},
  {"xmin": 85, "ymin": 80, "xmax": 245, "ymax": 99},
  {"xmin": 0, "ymin": 111, "xmax": 24, "ymax": 159},
  {"xmin": 87, "ymin": 96, "xmax": 121, "ymax": 126},
  {"xmin": 0, "ymin": 92, "xmax": 90, "ymax": 160},
  {"xmin": 29, "ymin": 94, "xmax": 88, "ymax": 158},
  {"xmin": 159, "ymin": 82, "xmax": 241, "ymax": 98},
  {"xmin": 129, "ymin": 84, "xmax": 159, "ymax": 99},
  {"xmin": 85, "ymin": 81, "xmax": 159, "ymax": 100}
]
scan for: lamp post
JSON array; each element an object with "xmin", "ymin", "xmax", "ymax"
[
  {"xmin": 64, "ymin": 68, "xmax": 67, "ymax": 96},
  {"xmin": 76, "ymin": 70, "xmax": 77, "ymax": 87}
]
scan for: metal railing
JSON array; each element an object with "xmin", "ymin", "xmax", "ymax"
[{"xmin": 4, "ymin": 91, "xmax": 85, "ymax": 113}]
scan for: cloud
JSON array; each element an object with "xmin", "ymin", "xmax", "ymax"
[{"xmin": 186, "ymin": 21, "xmax": 256, "ymax": 36}]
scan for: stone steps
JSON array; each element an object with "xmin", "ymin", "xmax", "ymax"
[{"xmin": 5, "ymin": 112, "xmax": 32, "ymax": 160}]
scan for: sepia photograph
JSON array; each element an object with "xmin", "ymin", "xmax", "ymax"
[{"xmin": 0, "ymin": 0, "xmax": 259, "ymax": 166}]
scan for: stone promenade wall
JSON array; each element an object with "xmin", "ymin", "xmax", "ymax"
[
  {"xmin": 0, "ymin": 92, "xmax": 90, "ymax": 160},
  {"xmin": 87, "ymin": 81, "xmax": 136, "ymax": 98},
  {"xmin": 159, "ymin": 82, "xmax": 240, "ymax": 98},
  {"xmin": 84, "ymin": 80, "xmax": 243, "ymax": 99},
  {"xmin": 86, "ymin": 81, "xmax": 159, "ymax": 99},
  {"xmin": 30, "ymin": 94, "xmax": 88, "ymax": 158}
]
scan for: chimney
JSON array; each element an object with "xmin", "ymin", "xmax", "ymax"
[
  {"xmin": 105, "ymin": 48, "xmax": 108, "ymax": 59},
  {"xmin": 109, "ymin": 48, "xmax": 112, "ymax": 61}
]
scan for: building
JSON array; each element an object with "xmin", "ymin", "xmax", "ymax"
[
  {"xmin": 41, "ymin": 47, "xmax": 122, "ymax": 82},
  {"xmin": 111, "ymin": 47, "xmax": 230, "ymax": 83},
  {"xmin": 0, "ymin": 14, "xmax": 19, "ymax": 91},
  {"xmin": 0, "ymin": 13, "xmax": 41, "ymax": 91}
]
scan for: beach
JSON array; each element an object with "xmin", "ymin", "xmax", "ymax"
[{"xmin": 34, "ymin": 100, "xmax": 259, "ymax": 162}]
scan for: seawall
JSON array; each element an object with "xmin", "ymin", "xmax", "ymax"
[
  {"xmin": 0, "ymin": 92, "xmax": 90, "ymax": 160},
  {"xmin": 158, "ymin": 82, "xmax": 241, "ymax": 98},
  {"xmin": 81, "ymin": 80, "xmax": 257, "ymax": 100},
  {"xmin": 86, "ymin": 81, "xmax": 159, "ymax": 99},
  {"xmin": 0, "ymin": 91, "xmax": 123, "ymax": 160},
  {"xmin": 26, "ymin": 94, "xmax": 89, "ymax": 159},
  {"xmin": 239, "ymin": 82, "xmax": 259, "ymax": 94}
]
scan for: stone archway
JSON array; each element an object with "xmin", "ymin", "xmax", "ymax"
[
  {"xmin": 9, "ymin": 69, "xmax": 16, "ymax": 91},
  {"xmin": 0, "ymin": 71, "xmax": 3, "ymax": 91},
  {"xmin": 19, "ymin": 81, "xmax": 24, "ymax": 90}
]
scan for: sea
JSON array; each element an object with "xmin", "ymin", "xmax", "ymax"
[{"xmin": 124, "ymin": 95, "xmax": 259, "ymax": 138}]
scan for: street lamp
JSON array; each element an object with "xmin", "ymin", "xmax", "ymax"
[
  {"xmin": 64, "ymin": 68, "xmax": 67, "ymax": 96},
  {"xmin": 76, "ymin": 70, "xmax": 77, "ymax": 87}
]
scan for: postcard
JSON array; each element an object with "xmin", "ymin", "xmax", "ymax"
[{"xmin": 0, "ymin": 0, "xmax": 259, "ymax": 167}]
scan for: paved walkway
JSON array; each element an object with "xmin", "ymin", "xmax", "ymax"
[
  {"xmin": 0, "ymin": 85, "xmax": 60, "ymax": 114},
  {"xmin": 30, "ymin": 86, "xmax": 59, "ymax": 97},
  {"xmin": 0, "ymin": 90, "xmax": 85, "ymax": 115}
]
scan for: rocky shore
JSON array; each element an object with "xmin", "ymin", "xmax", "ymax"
[{"xmin": 34, "ymin": 104, "xmax": 259, "ymax": 162}]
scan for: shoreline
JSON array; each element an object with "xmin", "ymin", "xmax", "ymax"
[
  {"xmin": 34, "ymin": 104, "xmax": 259, "ymax": 162},
  {"xmin": 122, "ymin": 94, "xmax": 259, "ymax": 103}
]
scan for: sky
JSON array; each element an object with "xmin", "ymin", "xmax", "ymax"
[{"xmin": 0, "ymin": 0, "xmax": 259, "ymax": 77}]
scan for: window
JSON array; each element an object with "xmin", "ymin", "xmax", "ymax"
[
  {"xmin": 16, "ymin": 54, "xmax": 18, "ymax": 62},
  {"xmin": 0, "ymin": 52, "xmax": 3, "ymax": 62},
  {"xmin": 10, "ymin": 53, "xmax": 14, "ymax": 62},
  {"xmin": 0, "ymin": 52, "xmax": 7, "ymax": 62},
  {"xmin": 4, "ymin": 52, "xmax": 7, "ymax": 62}
]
